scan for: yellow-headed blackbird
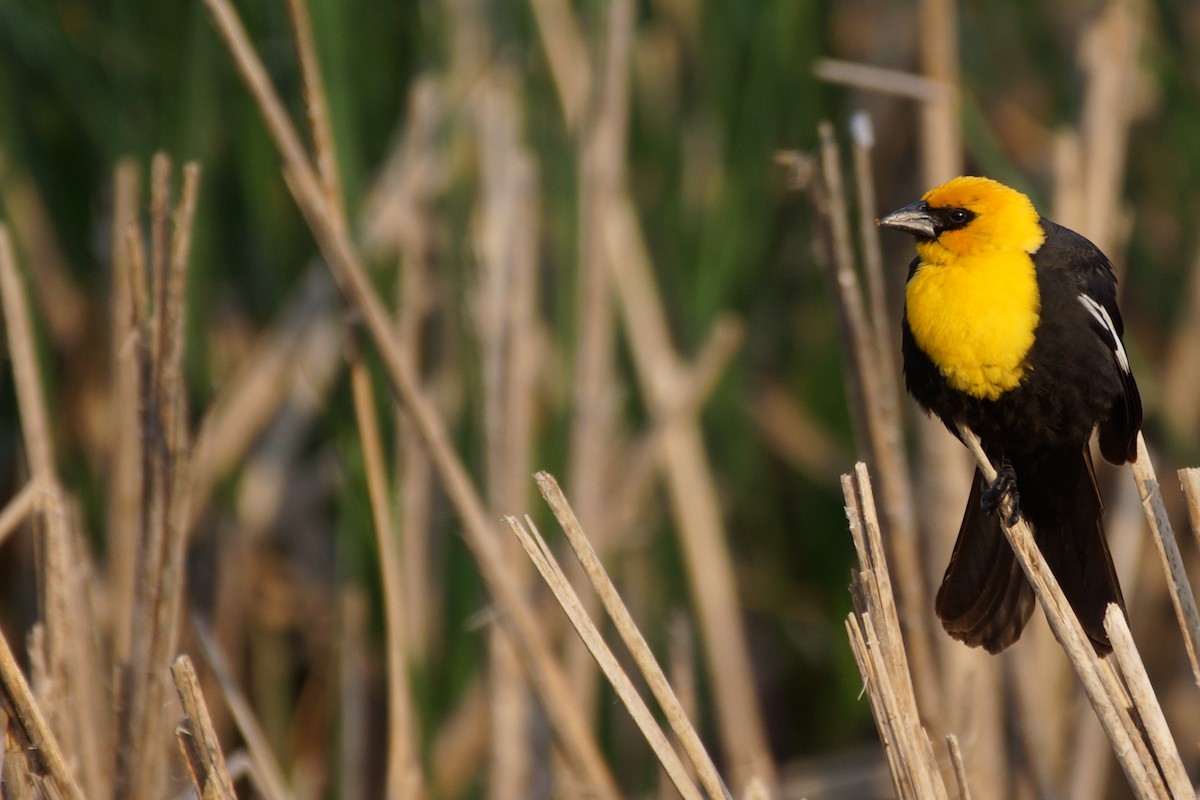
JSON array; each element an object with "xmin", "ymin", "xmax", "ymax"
[{"xmin": 878, "ymin": 176, "xmax": 1142, "ymax": 654}]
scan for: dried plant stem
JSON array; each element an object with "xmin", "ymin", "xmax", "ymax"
[
  {"xmin": 1, "ymin": 226, "xmax": 109, "ymax": 798},
  {"xmin": 171, "ymin": 655, "xmax": 239, "ymax": 800},
  {"xmin": 842, "ymin": 464, "xmax": 948, "ymax": 800},
  {"xmin": 1182, "ymin": 468, "xmax": 1200, "ymax": 554},
  {"xmin": 201, "ymin": 2, "xmax": 621, "ymax": 794},
  {"xmin": 528, "ymin": 0, "xmax": 592, "ymax": 130},
  {"xmin": 195, "ymin": 619, "xmax": 294, "ymax": 800},
  {"xmin": 1131, "ymin": 434, "xmax": 1200, "ymax": 687},
  {"xmin": 0, "ymin": 622, "xmax": 85, "ymax": 800},
  {"xmin": 945, "ymin": 735, "xmax": 971, "ymax": 800},
  {"xmin": 348, "ymin": 343, "xmax": 424, "ymax": 800},
  {"xmin": 813, "ymin": 58, "xmax": 952, "ymax": 102},
  {"xmin": 505, "ymin": 514, "xmax": 706, "ymax": 800},
  {"xmin": 535, "ymin": 472, "xmax": 731, "ymax": 800},
  {"xmin": 109, "ymin": 158, "xmax": 143, "ymax": 669},
  {"xmin": 1103, "ymin": 608, "xmax": 1192, "ymax": 798},
  {"xmin": 955, "ymin": 424, "xmax": 1164, "ymax": 799},
  {"xmin": 0, "ymin": 480, "xmax": 40, "ymax": 547}
]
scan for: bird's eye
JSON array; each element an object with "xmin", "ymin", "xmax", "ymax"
[{"xmin": 949, "ymin": 209, "xmax": 968, "ymax": 223}]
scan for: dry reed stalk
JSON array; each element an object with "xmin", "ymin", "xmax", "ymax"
[
  {"xmin": 201, "ymin": 2, "xmax": 622, "ymax": 794},
  {"xmin": 109, "ymin": 158, "xmax": 143, "ymax": 669},
  {"xmin": 0, "ymin": 617, "xmax": 85, "ymax": 800},
  {"xmin": 562, "ymin": 0, "xmax": 633, "ymax": 728},
  {"xmin": 954, "ymin": 424, "xmax": 1168, "ymax": 799},
  {"xmin": 4, "ymin": 731, "xmax": 36, "ymax": 800},
  {"xmin": 0, "ymin": 481, "xmax": 39, "ymax": 547},
  {"xmin": 810, "ymin": 122, "xmax": 940, "ymax": 724},
  {"xmin": 171, "ymin": 656, "xmax": 238, "ymax": 800},
  {"xmin": 528, "ymin": 0, "xmax": 592, "ymax": 130},
  {"xmin": 535, "ymin": 473, "xmax": 731, "ymax": 800},
  {"xmin": 945, "ymin": 735, "xmax": 971, "ymax": 800},
  {"xmin": 194, "ymin": 619, "xmax": 294, "ymax": 800},
  {"xmin": 348, "ymin": 343, "xmax": 424, "ymax": 800},
  {"xmin": 285, "ymin": 0, "xmax": 344, "ymax": 228},
  {"xmin": 842, "ymin": 463, "xmax": 949, "ymax": 800},
  {"xmin": 1103, "ymin": 608, "xmax": 1193, "ymax": 798},
  {"xmin": 0, "ymin": 226, "xmax": 109, "ymax": 798},
  {"xmin": 1130, "ymin": 434, "xmax": 1200, "ymax": 687},
  {"xmin": 115, "ymin": 158, "xmax": 203, "ymax": 800},
  {"xmin": 813, "ymin": 59, "xmax": 953, "ymax": 103},
  {"xmin": 505, "ymin": 513, "xmax": 707, "ymax": 800},
  {"xmin": 1183, "ymin": 469, "xmax": 1200, "ymax": 550},
  {"xmin": 602, "ymin": 192, "xmax": 777, "ymax": 793}
]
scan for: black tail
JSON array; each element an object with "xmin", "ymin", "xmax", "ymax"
[{"xmin": 935, "ymin": 446, "xmax": 1125, "ymax": 654}]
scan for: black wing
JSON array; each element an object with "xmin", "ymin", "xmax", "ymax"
[{"xmin": 1039, "ymin": 219, "xmax": 1142, "ymax": 463}]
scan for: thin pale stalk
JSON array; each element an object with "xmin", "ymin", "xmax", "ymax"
[
  {"xmin": 194, "ymin": 619, "xmax": 294, "ymax": 800},
  {"xmin": 1131, "ymin": 434, "xmax": 1200, "ymax": 687},
  {"xmin": 536, "ymin": 472, "xmax": 731, "ymax": 800},
  {"xmin": 1103, "ymin": 608, "xmax": 1192, "ymax": 799},
  {"xmin": 109, "ymin": 158, "xmax": 142, "ymax": 669},
  {"xmin": 285, "ymin": 0, "xmax": 344, "ymax": 227},
  {"xmin": 348, "ymin": 348, "xmax": 424, "ymax": 799},
  {"xmin": 945, "ymin": 736, "xmax": 971, "ymax": 800},
  {"xmin": 0, "ymin": 481, "xmax": 39, "ymax": 548},
  {"xmin": 1183, "ymin": 468, "xmax": 1200, "ymax": 556},
  {"xmin": 0, "ymin": 624, "xmax": 85, "ymax": 800},
  {"xmin": 171, "ymin": 656, "xmax": 239, "ymax": 800},
  {"xmin": 813, "ymin": 58, "xmax": 953, "ymax": 102},
  {"xmin": 506, "ymin": 515, "xmax": 706, "ymax": 800},
  {"xmin": 528, "ymin": 0, "xmax": 592, "ymax": 130}
]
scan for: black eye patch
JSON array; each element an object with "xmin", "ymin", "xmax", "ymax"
[{"xmin": 934, "ymin": 207, "xmax": 975, "ymax": 232}]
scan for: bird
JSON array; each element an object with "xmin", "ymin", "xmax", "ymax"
[{"xmin": 877, "ymin": 175, "xmax": 1142, "ymax": 654}]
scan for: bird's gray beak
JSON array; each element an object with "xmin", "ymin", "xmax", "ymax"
[{"xmin": 877, "ymin": 200, "xmax": 936, "ymax": 239}]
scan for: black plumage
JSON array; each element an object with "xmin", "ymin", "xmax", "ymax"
[{"xmin": 900, "ymin": 218, "xmax": 1142, "ymax": 654}]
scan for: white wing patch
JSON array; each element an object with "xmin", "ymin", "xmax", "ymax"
[{"xmin": 1078, "ymin": 293, "xmax": 1131, "ymax": 373}]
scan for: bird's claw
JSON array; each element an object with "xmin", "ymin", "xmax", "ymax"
[{"xmin": 981, "ymin": 461, "xmax": 1021, "ymax": 527}]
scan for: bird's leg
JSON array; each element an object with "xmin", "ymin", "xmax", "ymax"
[{"xmin": 981, "ymin": 459, "xmax": 1021, "ymax": 527}]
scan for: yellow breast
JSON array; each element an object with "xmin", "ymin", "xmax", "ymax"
[{"xmin": 905, "ymin": 248, "xmax": 1040, "ymax": 400}]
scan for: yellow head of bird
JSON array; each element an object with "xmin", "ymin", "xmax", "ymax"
[{"xmin": 879, "ymin": 176, "xmax": 1045, "ymax": 265}]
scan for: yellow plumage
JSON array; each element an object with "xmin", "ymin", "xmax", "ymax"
[{"xmin": 903, "ymin": 177, "xmax": 1045, "ymax": 401}]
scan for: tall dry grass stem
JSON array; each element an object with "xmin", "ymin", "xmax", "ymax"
[
  {"xmin": 1131, "ymin": 435, "xmax": 1200, "ymax": 686},
  {"xmin": 504, "ymin": 512, "xmax": 707, "ymax": 800},
  {"xmin": 842, "ymin": 463, "xmax": 950, "ymax": 800},
  {"xmin": 171, "ymin": 655, "xmax": 239, "ymax": 800},
  {"xmin": 534, "ymin": 472, "xmax": 731, "ymax": 800}
]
